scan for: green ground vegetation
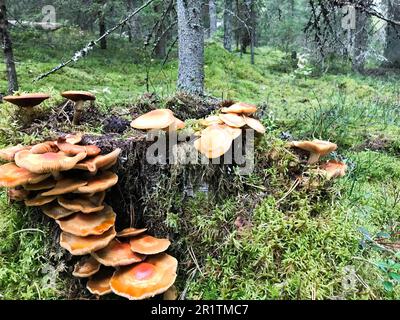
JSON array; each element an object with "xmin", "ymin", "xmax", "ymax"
[{"xmin": 0, "ymin": 28, "xmax": 399, "ymax": 299}]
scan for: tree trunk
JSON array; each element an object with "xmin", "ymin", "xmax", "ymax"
[
  {"xmin": 384, "ymin": 0, "xmax": 400, "ymax": 67},
  {"xmin": 352, "ymin": 5, "xmax": 370, "ymax": 73},
  {"xmin": 127, "ymin": 0, "xmax": 141, "ymax": 43},
  {"xmin": 0, "ymin": 0, "xmax": 18, "ymax": 94},
  {"xmin": 247, "ymin": 0, "xmax": 256, "ymax": 65},
  {"xmin": 209, "ymin": 0, "xmax": 217, "ymax": 37},
  {"xmin": 223, "ymin": 0, "xmax": 233, "ymax": 51},
  {"xmin": 99, "ymin": 14, "xmax": 107, "ymax": 49},
  {"xmin": 176, "ymin": 0, "xmax": 204, "ymax": 95},
  {"xmin": 154, "ymin": 3, "xmax": 166, "ymax": 58}
]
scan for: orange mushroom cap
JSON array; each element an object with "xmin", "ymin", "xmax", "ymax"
[
  {"xmin": 25, "ymin": 194, "xmax": 57, "ymax": 207},
  {"xmin": 3, "ymin": 93, "xmax": 50, "ymax": 108},
  {"xmin": 110, "ymin": 253, "xmax": 177, "ymax": 300},
  {"xmin": 319, "ymin": 160, "xmax": 347, "ymax": 180},
  {"xmin": 0, "ymin": 145, "xmax": 31, "ymax": 162},
  {"xmin": 86, "ymin": 268, "xmax": 114, "ymax": 296},
  {"xmin": 15, "ymin": 150, "xmax": 87, "ymax": 174},
  {"xmin": 129, "ymin": 234, "xmax": 171, "ymax": 255},
  {"xmin": 56, "ymin": 205, "xmax": 116, "ymax": 236},
  {"xmin": 30, "ymin": 141, "xmax": 59, "ymax": 154},
  {"xmin": 222, "ymin": 125, "xmax": 242, "ymax": 139},
  {"xmin": 74, "ymin": 171, "xmax": 118, "ymax": 194},
  {"xmin": 24, "ymin": 177, "xmax": 56, "ymax": 191},
  {"xmin": 8, "ymin": 188, "xmax": 29, "ymax": 201},
  {"xmin": 290, "ymin": 140, "xmax": 338, "ymax": 164},
  {"xmin": 194, "ymin": 125, "xmax": 233, "ymax": 159},
  {"xmin": 219, "ymin": 113, "xmax": 246, "ymax": 128},
  {"xmin": 131, "ymin": 109, "xmax": 176, "ymax": 130},
  {"xmin": 0, "ymin": 162, "xmax": 51, "ymax": 188},
  {"xmin": 92, "ymin": 239, "xmax": 146, "ymax": 267},
  {"xmin": 58, "ymin": 192, "xmax": 105, "ymax": 214},
  {"xmin": 73, "ymin": 256, "xmax": 101, "ymax": 278},
  {"xmin": 60, "ymin": 227, "xmax": 116, "ymax": 256},
  {"xmin": 57, "ymin": 139, "xmax": 101, "ymax": 157},
  {"xmin": 221, "ymin": 102, "xmax": 257, "ymax": 115},
  {"xmin": 73, "ymin": 148, "xmax": 121, "ymax": 173},
  {"xmin": 41, "ymin": 178, "xmax": 87, "ymax": 196},
  {"xmin": 41, "ymin": 202, "xmax": 77, "ymax": 219},
  {"xmin": 61, "ymin": 91, "xmax": 96, "ymax": 102},
  {"xmin": 200, "ymin": 115, "xmax": 224, "ymax": 127},
  {"xmin": 244, "ymin": 116, "xmax": 266, "ymax": 134},
  {"xmin": 116, "ymin": 227, "xmax": 148, "ymax": 238},
  {"xmin": 63, "ymin": 133, "xmax": 83, "ymax": 145}
]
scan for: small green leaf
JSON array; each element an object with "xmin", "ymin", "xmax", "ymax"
[
  {"xmin": 383, "ymin": 281, "xmax": 394, "ymax": 292},
  {"xmin": 389, "ymin": 272, "xmax": 400, "ymax": 283}
]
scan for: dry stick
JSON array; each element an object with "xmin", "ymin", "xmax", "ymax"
[{"xmin": 33, "ymin": 0, "xmax": 155, "ymax": 82}]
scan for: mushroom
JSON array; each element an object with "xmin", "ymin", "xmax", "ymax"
[
  {"xmin": 116, "ymin": 227, "xmax": 148, "ymax": 238},
  {"xmin": 163, "ymin": 286, "xmax": 178, "ymax": 300},
  {"xmin": 86, "ymin": 268, "xmax": 114, "ymax": 296},
  {"xmin": 222, "ymin": 125, "xmax": 242, "ymax": 140},
  {"xmin": 91, "ymin": 239, "xmax": 146, "ymax": 267},
  {"xmin": 61, "ymin": 91, "xmax": 96, "ymax": 125},
  {"xmin": 200, "ymin": 115, "xmax": 223, "ymax": 127},
  {"xmin": 319, "ymin": 160, "xmax": 347, "ymax": 180},
  {"xmin": 73, "ymin": 148, "xmax": 121, "ymax": 174},
  {"xmin": 25, "ymin": 195, "xmax": 57, "ymax": 207},
  {"xmin": 290, "ymin": 140, "xmax": 338, "ymax": 165},
  {"xmin": 41, "ymin": 178, "xmax": 88, "ymax": 196},
  {"xmin": 56, "ymin": 139, "xmax": 101, "ymax": 157},
  {"xmin": 30, "ymin": 141, "xmax": 59, "ymax": 154},
  {"xmin": 194, "ymin": 125, "xmax": 233, "ymax": 159},
  {"xmin": 0, "ymin": 163, "xmax": 51, "ymax": 188},
  {"xmin": 73, "ymin": 256, "xmax": 101, "ymax": 278},
  {"xmin": 3, "ymin": 93, "xmax": 50, "ymax": 125},
  {"xmin": 24, "ymin": 177, "xmax": 56, "ymax": 191},
  {"xmin": 56, "ymin": 205, "xmax": 116, "ymax": 236},
  {"xmin": 129, "ymin": 234, "xmax": 171, "ymax": 255},
  {"xmin": 221, "ymin": 102, "xmax": 257, "ymax": 115},
  {"xmin": 15, "ymin": 150, "xmax": 87, "ymax": 174},
  {"xmin": 62, "ymin": 133, "xmax": 83, "ymax": 145},
  {"xmin": 74, "ymin": 171, "xmax": 118, "ymax": 194},
  {"xmin": 110, "ymin": 253, "xmax": 178, "ymax": 300},
  {"xmin": 58, "ymin": 192, "xmax": 105, "ymax": 213},
  {"xmin": 0, "ymin": 145, "xmax": 31, "ymax": 162},
  {"xmin": 219, "ymin": 113, "xmax": 246, "ymax": 128},
  {"xmin": 130, "ymin": 109, "xmax": 176, "ymax": 130},
  {"xmin": 243, "ymin": 116, "xmax": 266, "ymax": 134},
  {"xmin": 8, "ymin": 188, "xmax": 29, "ymax": 201},
  {"xmin": 60, "ymin": 227, "xmax": 116, "ymax": 255},
  {"xmin": 165, "ymin": 117, "xmax": 186, "ymax": 131},
  {"xmin": 41, "ymin": 202, "xmax": 77, "ymax": 219}
]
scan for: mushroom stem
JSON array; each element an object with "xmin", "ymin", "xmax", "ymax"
[
  {"xmin": 307, "ymin": 152, "xmax": 320, "ymax": 165},
  {"xmin": 19, "ymin": 107, "xmax": 35, "ymax": 127},
  {"xmin": 73, "ymin": 100, "xmax": 85, "ymax": 125}
]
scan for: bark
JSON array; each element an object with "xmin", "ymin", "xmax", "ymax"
[
  {"xmin": 99, "ymin": 11, "xmax": 107, "ymax": 49},
  {"xmin": 176, "ymin": 0, "xmax": 204, "ymax": 95},
  {"xmin": 127, "ymin": 0, "xmax": 142, "ymax": 42},
  {"xmin": 352, "ymin": 5, "xmax": 370, "ymax": 72},
  {"xmin": 154, "ymin": 2, "xmax": 166, "ymax": 58},
  {"xmin": 209, "ymin": 0, "xmax": 217, "ymax": 37},
  {"xmin": 223, "ymin": 0, "xmax": 233, "ymax": 51},
  {"xmin": 0, "ymin": 0, "xmax": 18, "ymax": 94},
  {"xmin": 247, "ymin": 0, "xmax": 256, "ymax": 64},
  {"xmin": 384, "ymin": 0, "xmax": 400, "ymax": 67}
]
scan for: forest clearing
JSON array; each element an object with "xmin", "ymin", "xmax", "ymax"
[{"xmin": 0, "ymin": 0, "xmax": 400, "ymax": 304}]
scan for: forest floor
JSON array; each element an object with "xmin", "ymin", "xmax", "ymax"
[{"xmin": 0, "ymin": 28, "xmax": 400, "ymax": 300}]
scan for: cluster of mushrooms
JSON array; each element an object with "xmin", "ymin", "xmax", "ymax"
[
  {"xmin": 288, "ymin": 140, "xmax": 347, "ymax": 182},
  {"xmin": 0, "ymin": 134, "xmax": 178, "ymax": 300},
  {"xmin": 3, "ymin": 91, "xmax": 96, "ymax": 125},
  {"xmin": 131, "ymin": 102, "xmax": 266, "ymax": 159},
  {"xmin": 130, "ymin": 102, "xmax": 347, "ymax": 181}
]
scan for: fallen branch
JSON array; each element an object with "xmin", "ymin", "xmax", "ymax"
[{"xmin": 33, "ymin": 0, "xmax": 155, "ymax": 82}]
